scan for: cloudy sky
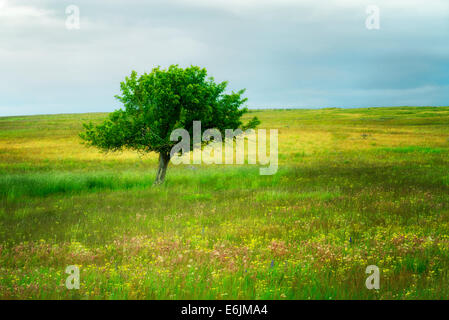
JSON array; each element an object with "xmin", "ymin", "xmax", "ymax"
[{"xmin": 1, "ymin": 0, "xmax": 448, "ymax": 116}]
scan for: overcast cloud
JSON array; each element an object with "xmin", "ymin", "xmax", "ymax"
[{"xmin": 0, "ymin": 0, "xmax": 448, "ymax": 116}]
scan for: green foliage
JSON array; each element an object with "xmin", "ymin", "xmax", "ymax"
[
  {"xmin": 379, "ymin": 146, "xmax": 446, "ymax": 154},
  {"xmin": 80, "ymin": 65, "xmax": 260, "ymax": 154}
]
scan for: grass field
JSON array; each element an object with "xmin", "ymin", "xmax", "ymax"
[{"xmin": 1, "ymin": 107, "xmax": 449, "ymax": 299}]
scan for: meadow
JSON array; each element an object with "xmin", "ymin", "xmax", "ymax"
[{"xmin": 1, "ymin": 107, "xmax": 449, "ymax": 299}]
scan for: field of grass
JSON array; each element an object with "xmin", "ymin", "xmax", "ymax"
[{"xmin": 1, "ymin": 107, "xmax": 449, "ymax": 299}]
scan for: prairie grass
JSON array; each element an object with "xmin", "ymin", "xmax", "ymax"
[{"xmin": 1, "ymin": 107, "xmax": 449, "ymax": 299}]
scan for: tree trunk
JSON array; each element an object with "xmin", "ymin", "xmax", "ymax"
[{"xmin": 154, "ymin": 152, "xmax": 170, "ymax": 185}]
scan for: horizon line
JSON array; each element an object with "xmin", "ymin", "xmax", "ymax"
[{"xmin": 1, "ymin": 105, "xmax": 449, "ymax": 118}]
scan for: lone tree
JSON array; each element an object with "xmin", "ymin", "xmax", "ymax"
[{"xmin": 80, "ymin": 65, "xmax": 260, "ymax": 184}]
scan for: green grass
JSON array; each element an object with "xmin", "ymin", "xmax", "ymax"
[
  {"xmin": 379, "ymin": 146, "xmax": 446, "ymax": 154},
  {"xmin": 1, "ymin": 107, "xmax": 449, "ymax": 299}
]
